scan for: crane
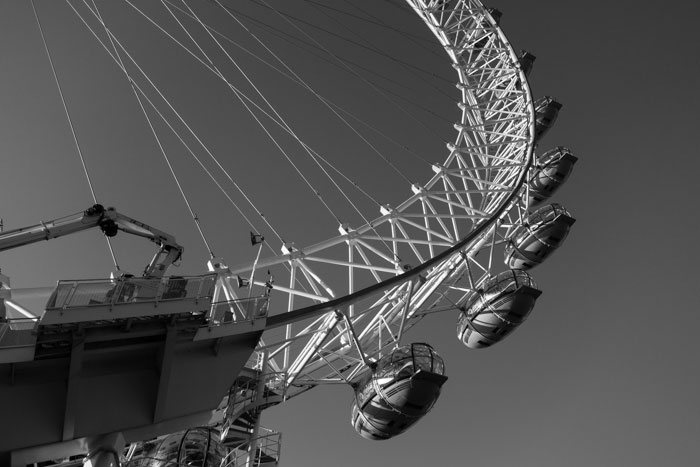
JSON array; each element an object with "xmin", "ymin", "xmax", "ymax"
[{"xmin": 0, "ymin": 204, "xmax": 182, "ymax": 279}]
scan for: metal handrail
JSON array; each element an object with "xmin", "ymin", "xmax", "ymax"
[
  {"xmin": 45, "ymin": 274, "xmax": 216, "ymax": 310},
  {"xmin": 220, "ymin": 428, "xmax": 281, "ymax": 467},
  {"xmin": 209, "ymin": 296, "xmax": 270, "ymax": 326},
  {"xmin": 221, "ymin": 372, "xmax": 287, "ymax": 440}
]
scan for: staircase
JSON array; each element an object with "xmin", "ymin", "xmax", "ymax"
[
  {"xmin": 220, "ymin": 428, "xmax": 282, "ymax": 467},
  {"xmin": 219, "ymin": 363, "xmax": 286, "ymax": 466}
]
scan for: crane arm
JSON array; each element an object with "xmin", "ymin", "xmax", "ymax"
[
  {"xmin": 0, "ymin": 204, "xmax": 109, "ymax": 252},
  {"xmin": 0, "ymin": 204, "xmax": 183, "ymax": 279},
  {"xmin": 107, "ymin": 211, "xmax": 183, "ymax": 279}
]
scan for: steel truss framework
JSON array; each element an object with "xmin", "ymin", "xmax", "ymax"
[
  {"xmin": 210, "ymin": 0, "xmax": 538, "ymax": 397},
  {"xmin": 56, "ymin": 0, "xmax": 535, "ymax": 395},
  {"xmin": 0, "ymin": 1, "xmax": 548, "ymax": 464}
]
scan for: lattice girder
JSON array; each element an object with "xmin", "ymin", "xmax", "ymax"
[{"xmin": 214, "ymin": 0, "xmax": 537, "ymax": 395}]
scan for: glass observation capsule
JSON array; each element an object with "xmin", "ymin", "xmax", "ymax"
[
  {"xmin": 486, "ymin": 7, "xmax": 502, "ymax": 25},
  {"xmin": 471, "ymin": 8, "xmax": 502, "ymax": 51},
  {"xmin": 505, "ymin": 204, "xmax": 575, "ymax": 270},
  {"xmin": 457, "ymin": 270, "xmax": 542, "ymax": 349},
  {"xmin": 533, "ymin": 96, "xmax": 562, "ymax": 144},
  {"xmin": 351, "ymin": 343, "xmax": 448, "ymax": 441},
  {"xmin": 518, "ymin": 50, "xmax": 536, "ymax": 78},
  {"xmin": 528, "ymin": 147, "xmax": 578, "ymax": 206},
  {"xmin": 130, "ymin": 427, "xmax": 227, "ymax": 467}
]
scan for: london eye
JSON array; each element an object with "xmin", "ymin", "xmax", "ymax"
[{"xmin": 0, "ymin": 1, "xmax": 578, "ymax": 466}]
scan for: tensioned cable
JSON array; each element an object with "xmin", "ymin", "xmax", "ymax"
[
  {"xmin": 248, "ymin": 0, "xmax": 415, "ymax": 186},
  {"xmin": 80, "ymin": 0, "xmax": 430, "ymax": 278},
  {"xmin": 245, "ymin": 0, "xmax": 453, "ymax": 87},
  {"xmin": 166, "ymin": 0, "xmax": 442, "ymax": 170},
  {"xmin": 120, "ymin": 0, "xmax": 320, "ymax": 243},
  {"xmin": 340, "ymin": 0, "xmax": 453, "ymax": 73},
  {"xmin": 230, "ymin": 0, "xmax": 455, "ymax": 113},
  {"xmin": 303, "ymin": 0, "xmax": 450, "ymax": 144},
  {"xmin": 153, "ymin": 1, "xmax": 405, "ymax": 210},
  {"xmin": 316, "ymin": 0, "xmax": 443, "ymax": 57},
  {"xmin": 83, "ymin": 0, "xmax": 216, "ymax": 259},
  {"xmin": 162, "ymin": 1, "xmax": 447, "ymax": 170},
  {"xmin": 70, "ymin": 1, "xmax": 256, "ymax": 239},
  {"xmin": 194, "ymin": 1, "xmax": 452, "ymax": 142},
  {"xmin": 175, "ymin": 2, "xmax": 356, "ymax": 229},
  {"xmin": 31, "ymin": 0, "xmax": 121, "ymax": 272},
  {"xmin": 70, "ymin": 1, "xmax": 314, "ymax": 296},
  {"xmin": 75, "ymin": 0, "xmax": 289, "ymax": 245},
  {"xmin": 123, "ymin": 0, "xmax": 392, "ymax": 232},
  {"xmin": 211, "ymin": 0, "xmax": 447, "ymax": 159},
  {"xmin": 207, "ymin": 0, "xmax": 401, "ymax": 262},
  {"xmin": 180, "ymin": 0, "xmax": 365, "ymax": 225},
  {"xmin": 161, "ymin": 0, "xmax": 342, "ymax": 227},
  {"xmin": 382, "ymin": 0, "xmax": 414, "ymax": 14},
  {"xmin": 208, "ymin": 2, "xmax": 444, "ymax": 107},
  {"xmin": 309, "ymin": 0, "xmax": 434, "ymax": 45}
]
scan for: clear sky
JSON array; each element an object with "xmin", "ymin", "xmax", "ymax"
[{"xmin": 1, "ymin": 1, "xmax": 699, "ymax": 466}]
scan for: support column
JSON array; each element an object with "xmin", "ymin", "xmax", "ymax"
[{"xmin": 62, "ymin": 334, "xmax": 85, "ymax": 442}]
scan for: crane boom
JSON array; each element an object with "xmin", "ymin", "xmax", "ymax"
[{"xmin": 0, "ymin": 204, "xmax": 182, "ymax": 278}]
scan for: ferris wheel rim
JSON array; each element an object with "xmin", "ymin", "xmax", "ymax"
[
  {"xmin": 238, "ymin": 0, "xmax": 540, "ymax": 392},
  {"xmin": 265, "ymin": 142, "xmax": 533, "ymax": 330},
  {"xmin": 22, "ymin": 0, "xmax": 537, "ymax": 388},
  {"xmin": 251, "ymin": 0, "xmax": 536, "ymax": 325}
]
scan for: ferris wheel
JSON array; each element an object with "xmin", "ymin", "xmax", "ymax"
[{"xmin": 0, "ymin": 1, "xmax": 577, "ymax": 466}]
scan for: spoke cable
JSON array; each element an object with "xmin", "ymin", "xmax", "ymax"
[
  {"xmin": 82, "ymin": 0, "xmax": 216, "ymax": 259},
  {"xmin": 167, "ymin": 1, "xmax": 445, "ymax": 163},
  {"xmin": 304, "ymin": 0, "xmax": 451, "ymax": 143},
  {"xmin": 31, "ymin": 0, "xmax": 121, "ymax": 272},
  {"xmin": 157, "ymin": 1, "xmax": 397, "ymax": 212},
  {"xmin": 306, "ymin": 0, "xmax": 437, "ymax": 47},
  {"xmin": 72, "ymin": 0, "xmax": 289, "ymax": 248},
  {"xmin": 244, "ymin": 0, "xmax": 452, "ymax": 86},
  {"xmin": 253, "ymin": 0, "xmax": 415, "ymax": 186},
  {"xmin": 73, "ymin": 0, "xmax": 312, "ymax": 295},
  {"xmin": 123, "ymin": 0, "xmax": 337, "ymax": 236},
  {"xmin": 168, "ymin": 0, "xmax": 342, "ymax": 226},
  {"xmin": 223, "ymin": 1, "xmax": 454, "ymax": 138},
  {"xmin": 210, "ymin": 0, "xmax": 401, "ymax": 261}
]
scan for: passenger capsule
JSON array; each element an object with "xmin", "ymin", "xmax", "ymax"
[
  {"xmin": 518, "ymin": 50, "xmax": 536, "ymax": 78},
  {"xmin": 533, "ymin": 96, "xmax": 562, "ymax": 144},
  {"xmin": 457, "ymin": 270, "xmax": 541, "ymax": 349},
  {"xmin": 351, "ymin": 343, "xmax": 447, "ymax": 441},
  {"xmin": 486, "ymin": 8, "xmax": 503, "ymax": 25},
  {"xmin": 528, "ymin": 147, "xmax": 578, "ymax": 206},
  {"xmin": 504, "ymin": 204, "xmax": 575, "ymax": 270},
  {"xmin": 470, "ymin": 8, "xmax": 502, "ymax": 52}
]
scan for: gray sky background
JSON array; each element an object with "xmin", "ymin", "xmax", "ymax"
[{"xmin": 1, "ymin": 1, "xmax": 699, "ymax": 466}]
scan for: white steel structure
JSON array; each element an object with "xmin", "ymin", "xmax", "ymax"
[
  {"xmin": 226, "ymin": 0, "xmax": 537, "ymax": 396},
  {"xmin": 0, "ymin": 0, "xmax": 558, "ymax": 464}
]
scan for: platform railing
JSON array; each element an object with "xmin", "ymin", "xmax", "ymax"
[
  {"xmin": 209, "ymin": 296, "xmax": 270, "ymax": 326},
  {"xmin": 220, "ymin": 427, "xmax": 282, "ymax": 467},
  {"xmin": 45, "ymin": 274, "xmax": 217, "ymax": 310}
]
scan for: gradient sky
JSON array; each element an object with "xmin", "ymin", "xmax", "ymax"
[{"xmin": 1, "ymin": 1, "xmax": 699, "ymax": 466}]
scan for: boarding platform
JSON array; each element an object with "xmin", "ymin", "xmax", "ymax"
[{"xmin": 0, "ymin": 274, "xmax": 270, "ymax": 466}]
